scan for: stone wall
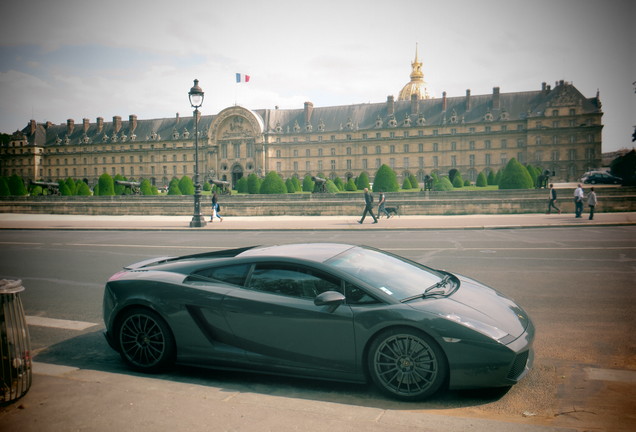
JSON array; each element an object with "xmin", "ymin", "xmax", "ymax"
[{"xmin": 1, "ymin": 187, "xmax": 634, "ymax": 216}]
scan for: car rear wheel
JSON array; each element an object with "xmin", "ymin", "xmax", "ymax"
[
  {"xmin": 368, "ymin": 328, "xmax": 447, "ymax": 401},
  {"xmin": 117, "ymin": 308, "xmax": 176, "ymax": 373}
]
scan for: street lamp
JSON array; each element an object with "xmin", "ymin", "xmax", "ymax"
[{"xmin": 188, "ymin": 79, "xmax": 206, "ymax": 227}]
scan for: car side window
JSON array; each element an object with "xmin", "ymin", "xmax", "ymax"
[
  {"xmin": 345, "ymin": 282, "xmax": 381, "ymax": 305},
  {"xmin": 188, "ymin": 264, "xmax": 250, "ymax": 287},
  {"xmin": 248, "ymin": 264, "xmax": 341, "ymax": 300}
]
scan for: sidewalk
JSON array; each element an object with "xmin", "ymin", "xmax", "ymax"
[
  {"xmin": 1, "ymin": 212, "xmax": 635, "ymax": 230},
  {"xmin": 0, "ymin": 363, "xmax": 577, "ymax": 432}
]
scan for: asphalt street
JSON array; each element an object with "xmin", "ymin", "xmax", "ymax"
[{"xmin": 0, "ymin": 215, "xmax": 634, "ymax": 432}]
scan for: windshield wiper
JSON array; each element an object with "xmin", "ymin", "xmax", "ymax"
[{"xmin": 401, "ymin": 275, "xmax": 451, "ymax": 303}]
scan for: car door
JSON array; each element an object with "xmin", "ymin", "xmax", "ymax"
[{"xmin": 221, "ymin": 262, "xmax": 357, "ymax": 374}]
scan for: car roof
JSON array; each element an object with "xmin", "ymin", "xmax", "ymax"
[{"xmin": 238, "ymin": 243, "xmax": 356, "ymax": 263}]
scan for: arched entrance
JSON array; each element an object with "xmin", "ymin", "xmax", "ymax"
[{"xmin": 231, "ymin": 163, "xmax": 244, "ymax": 189}]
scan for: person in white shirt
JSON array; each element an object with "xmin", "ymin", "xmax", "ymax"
[{"xmin": 573, "ymin": 184, "xmax": 585, "ymax": 218}]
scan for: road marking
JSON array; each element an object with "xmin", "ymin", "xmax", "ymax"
[
  {"xmin": 33, "ymin": 362, "xmax": 79, "ymax": 376},
  {"xmin": 26, "ymin": 315, "xmax": 98, "ymax": 331},
  {"xmin": 585, "ymin": 367, "xmax": 636, "ymax": 383}
]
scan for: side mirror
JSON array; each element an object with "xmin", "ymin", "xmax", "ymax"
[{"xmin": 314, "ymin": 291, "xmax": 345, "ymax": 308}]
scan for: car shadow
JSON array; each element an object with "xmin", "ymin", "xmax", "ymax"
[{"xmin": 33, "ymin": 329, "xmax": 511, "ymax": 410}]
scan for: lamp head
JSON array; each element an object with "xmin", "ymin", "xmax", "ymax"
[{"xmin": 188, "ymin": 79, "xmax": 204, "ymax": 108}]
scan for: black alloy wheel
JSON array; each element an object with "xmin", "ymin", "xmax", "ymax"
[
  {"xmin": 368, "ymin": 328, "xmax": 447, "ymax": 401},
  {"xmin": 117, "ymin": 308, "xmax": 176, "ymax": 372}
]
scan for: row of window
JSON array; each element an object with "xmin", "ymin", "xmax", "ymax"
[{"xmin": 274, "ymin": 148, "xmax": 597, "ymax": 174}]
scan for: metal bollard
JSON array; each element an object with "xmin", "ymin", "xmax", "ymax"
[{"xmin": 0, "ymin": 279, "xmax": 32, "ymax": 405}]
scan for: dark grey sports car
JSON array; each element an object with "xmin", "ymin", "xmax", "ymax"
[{"xmin": 103, "ymin": 243, "xmax": 534, "ymax": 401}]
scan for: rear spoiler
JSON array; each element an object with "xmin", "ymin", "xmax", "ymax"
[{"xmin": 123, "ymin": 246, "xmax": 259, "ymax": 270}]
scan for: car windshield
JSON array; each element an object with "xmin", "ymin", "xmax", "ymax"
[{"xmin": 325, "ymin": 246, "xmax": 444, "ymax": 300}]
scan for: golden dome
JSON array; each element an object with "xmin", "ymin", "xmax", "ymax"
[{"xmin": 398, "ymin": 44, "xmax": 432, "ymax": 101}]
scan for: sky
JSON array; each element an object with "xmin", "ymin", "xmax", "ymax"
[{"xmin": 0, "ymin": 0, "xmax": 634, "ymax": 153}]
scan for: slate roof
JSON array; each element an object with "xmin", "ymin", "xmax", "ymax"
[{"xmin": 19, "ymin": 81, "xmax": 601, "ymax": 147}]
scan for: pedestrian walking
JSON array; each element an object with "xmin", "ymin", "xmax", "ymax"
[
  {"xmin": 587, "ymin": 187, "xmax": 597, "ymax": 220},
  {"xmin": 358, "ymin": 188, "xmax": 378, "ymax": 224},
  {"xmin": 378, "ymin": 192, "xmax": 391, "ymax": 219},
  {"xmin": 574, "ymin": 183, "xmax": 584, "ymax": 218},
  {"xmin": 211, "ymin": 192, "xmax": 223, "ymax": 222},
  {"xmin": 546, "ymin": 184, "xmax": 561, "ymax": 214}
]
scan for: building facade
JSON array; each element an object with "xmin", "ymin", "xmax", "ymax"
[{"xmin": 1, "ymin": 54, "xmax": 603, "ymax": 188}]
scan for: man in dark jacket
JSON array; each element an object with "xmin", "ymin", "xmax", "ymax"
[
  {"xmin": 546, "ymin": 184, "xmax": 561, "ymax": 214},
  {"xmin": 358, "ymin": 188, "xmax": 378, "ymax": 224}
]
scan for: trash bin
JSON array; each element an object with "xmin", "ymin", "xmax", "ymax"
[{"xmin": 0, "ymin": 279, "xmax": 32, "ymax": 405}]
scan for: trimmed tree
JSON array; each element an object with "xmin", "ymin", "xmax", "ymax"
[
  {"xmin": 487, "ymin": 170, "xmax": 496, "ymax": 185},
  {"xmin": 0, "ymin": 177, "xmax": 11, "ymax": 196},
  {"xmin": 168, "ymin": 177, "xmax": 182, "ymax": 195},
  {"xmin": 247, "ymin": 173, "xmax": 261, "ymax": 194},
  {"xmin": 140, "ymin": 179, "xmax": 154, "ymax": 195},
  {"xmin": 409, "ymin": 174, "xmax": 419, "ymax": 189},
  {"xmin": 285, "ymin": 178, "xmax": 296, "ymax": 193},
  {"xmin": 65, "ymin": 178, "xmax": 77, "ymax": 195},
  {"xmin": 452, "ymin": 172, "xmax": 464, "ymax": 188},
  {"xmin": 499, "ymin": 158, "xmax": 534, "ymax": 189},
  {"xmin": 8, "ymin": 174, "xmax": 28, "ymax": 196},
  {"xmin": 59, "ymin": 180, "xmax": 72, "ymax": 196},
  {"xmin": 97, "ymin": 173, "xmax": 115, "ymax": 196},
  {"xmin": 292, "ymin": 176, "xmax": 301, "ymax": 192},
  {"xmin": 236, "ymin": 177, "xmax": 248, "ymax": 193},
  {"xmin": 372, "ymin": 165, "xmax": 399, "ymax": 192},
  {"xmin": 401, "ymin": 177, "xmax": 412, "ymax": 190},
  {"xmin": 302, "ymin": 175, "xmax": 314, "ymax": 192},
  {"xmin": 325, "ymin": 179, "xmax": 339, "ymax": 193},
  {"xmin": 345, "ymin": 178, "xmax": 357, "ymax": 191},
  {"xmin": 179, "ymin": 175, "xmax": 195, "ymax": 195},
  {"xmin": 476, "ymin": 171, "xmax": 488, "ymax": 187},
  {"xmin": 260, "ymin": 171, "xmax": 287, "ymax": 194},
  {"xmin": 448, "ymin": 169, "xmax": 459, "ymax": 184},
  {"xmin": 433, "ymin": 176, "xmax": 454, "ymax": 191},
  {"xmin": 355, "ymin": 171, "xmax": 371, "ymax": 190}
]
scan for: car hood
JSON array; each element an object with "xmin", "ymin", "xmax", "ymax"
[{"xmin": 409, "ymin": 275, "xmax": 531, "ymax": 339}]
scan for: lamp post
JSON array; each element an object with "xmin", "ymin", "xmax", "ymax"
[{"xmin": 189, "ymin": 79, "xmax": 206, "ymax": 228}]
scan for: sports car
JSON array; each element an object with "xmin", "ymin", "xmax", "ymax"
[{"xmin": 103, "ymin": 243, "xmax": 534, "ymax": 401}]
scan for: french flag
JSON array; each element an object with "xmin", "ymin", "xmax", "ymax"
[{"xmin": 236, "ymin": 73, "xmax": 250, "ymax": 83}]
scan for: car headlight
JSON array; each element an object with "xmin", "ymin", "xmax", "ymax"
[{"xmin": 443, "ymin": 313, "xmax": 512, "ymax": 343}]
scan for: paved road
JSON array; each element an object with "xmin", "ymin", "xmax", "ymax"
[{"xmin": 0, "ymin": 219, "xmax": 634, "ymax": 431}]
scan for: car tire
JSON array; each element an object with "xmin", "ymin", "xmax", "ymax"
[
  {"xmin": 116, "ymin": 308, "xmax": 176, "ymax": 373},
  {"xmin": 368, "ymin": 327, "xmax": 447, "ymax": 401}
]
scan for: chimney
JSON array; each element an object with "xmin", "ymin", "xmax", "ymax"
[
  {"xmin": 410, "ymin": 94, "xmax": 419, "ymax": 116},
  {"xmin": 66, "ymin": 119, "xmax": 75, "ymax": 135},
  {"xmin": 29, "ymin": 119, "xmax": 37, "ymax": 135},
  {"xmin": 387, "ymin": 95, "xmax": 395, "ymax": 116},
  {"xmin": 129, "ymin": 114, "xmax": 137, "ymax": 132},
  {"xmin": 304, "ymin": 101, "xmax": 314, "ymax": 124},
  {"xmin": 175, "ymin": 113, "xmax": 180, "ymax": 123},
  {"xmin": 442, "ymin": 91, "xmax": 447, "ymax": 112},
  {"xmin": 465, "ymin": 89, "xmax": 471, "ymax": 112},
  {"xmin": 83, "ymin": 118, "xmax": 90, "ymax": 133},
  {"xmin": 113, "ymin": 116, "xmax": 122, "ymax": 133},
  {"xmin": 492, "ymin": 87, "xmax": 500, "ymax": 110},
  {"xmin": 97, "ymin": 117, "xmax": 104, "ymax": 133}
]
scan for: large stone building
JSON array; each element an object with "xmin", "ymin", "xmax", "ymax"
[{"xmin": 1, "ymin": 51, "xmax": 603, "ymax": 188}]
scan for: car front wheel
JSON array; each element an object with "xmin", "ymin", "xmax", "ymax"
[
  {"xmin": 117, "ymin": 308, "xmax": 176, "ymax": 373},
  {"xmin": 368, "ymin": 328, "xmax": 447, "ymax": 401}
]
